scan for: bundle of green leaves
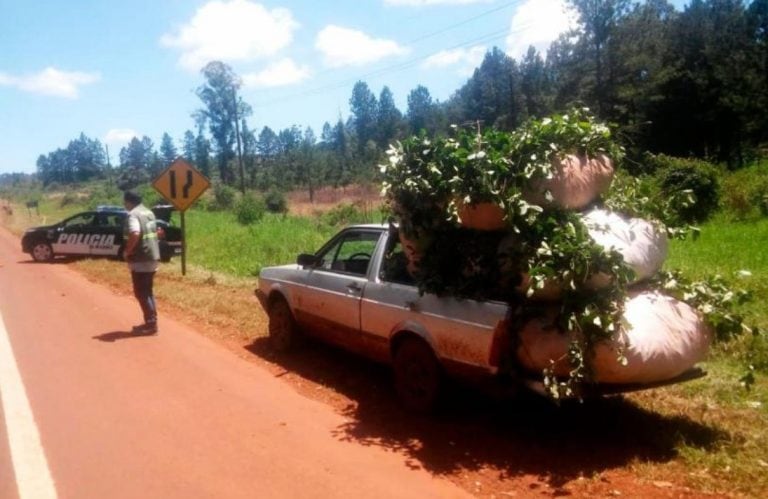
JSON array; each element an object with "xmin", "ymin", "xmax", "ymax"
[{"xmin": 381, "ymin": 108, "xmax": 754, "ymax": 398}]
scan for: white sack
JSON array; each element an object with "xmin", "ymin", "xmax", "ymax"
[
  {"xmin": 516, "ymin": 291, "xmax": 712, "ymax": 384},
  {"xmin": 582, "ymin": 208, "xmax": 668, "ymax": 283},
  {"xmin": 525, "ymin": 153, "xmax": 614, "ymax": 210}
]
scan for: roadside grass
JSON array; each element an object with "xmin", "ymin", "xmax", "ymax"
[
  {"xmin": 625, "ymin": 214, "xmax": 768, "ymax": 496},
  {"xmin": 3, "ymin": 192, "xmax": 767, "ymax": 496},
  {"xmin": 183, "ymin": 209, "xmax": 337, "ymax": 277}
]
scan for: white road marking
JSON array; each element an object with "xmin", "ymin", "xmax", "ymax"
[{"xmin": 0, "ymin": 310, "xmax": 57, "ymax": 499}]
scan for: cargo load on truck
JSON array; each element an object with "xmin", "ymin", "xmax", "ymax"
[{"xmin": 381, "ymin": 108, "xmax": 734, "ymax": 397}]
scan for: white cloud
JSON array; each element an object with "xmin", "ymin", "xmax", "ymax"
[
  {"xmin": 160, "ymin": 0, "xmax": 299, "ymax": 71},
  {"xmin": 0, "ymin": 67, "xmax": 100, "ymax": 99},
  {"xmin": 315, "ymin": 25, "xmax": 408, "ymax": 68},
  {"xmin": 506, "ymin": 0, "xmax": 578, "ymax": 59},
  {"xmin": 384, "ymin": 0, "xmax": 492, "ymax": 5},
  {"xmin": 242, "ymin": 58, "xmax": 310, "ymax": 88},
  {"xmin": 422, "ymin": 45, "xmax": 486, "ymax": 75},
  {"xmin": 103, "ymin": 129, "xmax": 139, "ymax": 147}
]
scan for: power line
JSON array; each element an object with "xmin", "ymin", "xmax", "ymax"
[
  {"xmin": 405, "ymin": 0, "xmax": 522, "ymax": 45},
  {"xmin": 251, "ymin": 20, "xmax": 537, "ymax": 109},
  {"xmin": 261, "ymin": 1, "xmax": 523, "ymax": 93}
]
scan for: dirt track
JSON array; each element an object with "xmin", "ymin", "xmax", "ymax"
[
  {"xmin": 0, "ymin": 225, "xmax": 732, "ymax": 498},
  {"xmin": 0, "ymin": 226, "xmax": 468, "ymax": 498}
]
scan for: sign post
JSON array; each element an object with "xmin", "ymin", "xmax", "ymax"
[{"xmin": 152, "ymin": 157, "xmax": 210, "ymax": 276}]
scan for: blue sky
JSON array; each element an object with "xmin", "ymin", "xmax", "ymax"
[{"xmin": 0, "ymin": 0, "xmax": 687, "ymax": 174}]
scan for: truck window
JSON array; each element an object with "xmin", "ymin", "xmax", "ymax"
[
  {"xmin": 380, "ymin": 236, "xmax": 415, "ymax": 285},
  {"xmin": 317, "ymin": 231, "xmax": 379, "ymax": 276}
]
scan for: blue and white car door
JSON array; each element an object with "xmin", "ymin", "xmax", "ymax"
[{"xmin": 90, "ymin": 213, "xmax": 123, "ymax": 256}]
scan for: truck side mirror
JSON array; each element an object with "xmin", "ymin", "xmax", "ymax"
[{"xmin": 297, "ymin": 253, "xmax": 318, "ymax": 267}]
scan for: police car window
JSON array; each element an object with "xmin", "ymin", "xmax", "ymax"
[
  {"xmin": 63, "ymin": 214, "xmax": 95, "ymax": 228},
  {"xmin": 105, "ymin": 214, "xmax": 123, "ymax": 227},
  {"xmin": 317, "ymin": 231, "xmax": 379, "ymax": 276}
]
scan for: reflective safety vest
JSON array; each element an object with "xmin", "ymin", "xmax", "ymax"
[{"xmin": 124, "ymin": 205, "xmax": 160, "ymax": 262}]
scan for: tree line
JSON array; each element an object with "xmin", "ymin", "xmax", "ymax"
[{"xmin": 31, "ymin": 0, "xmax": 768, "ymax": 192}]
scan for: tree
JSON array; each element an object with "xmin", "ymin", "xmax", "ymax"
[
  {"xmin": 118, "ymin": 136, "xmax": 155, "ymax": 188},
  {"xmin": 747, "ymin": 0, "xmax": 768, "ymax": 145},
  {"xmin": 196, "ymin": 61, "xmax": 252, "ymax": 185},
  {"xmin": 182, "ymin": 130, "xmax": 196, "ymax": 162},
  {"xmin": 451, "ymin": 47, "xmax": 525, "ymax": 130},
  {"xmin": 609, "ymin": 0, "xmax": 676, "ymax": 153},
  {"xmin": 520, "ymin": 46, "xmax": 553, "ymax": 119},
  {"xmin": 159, "ymin": 132, "xmax": 178, "ymax": 166},
  {"xmin": 299, "ymin": 126, "xmax": 318, "ymax": 201},
  {"xmin": 349, "ymin": 81, "xmax": 379, "ymax": 152},
  {"xmin": 377, "ymin": 86, "xmax": 403, "ymax": 147},
  {"xmin": 648, "ymin": 0, "xmax": 754, "ymax": 164},
  {"xmin": 240, "ymin": 119, "xmax": 258, "ymax": 188},
  {"xmin": 406, "ymin": 85, "xmax": 435, "ymax": 134},
  {"xmin": 256, "ymin": 126, "xmax": 279, "ymax": 189},
  {"xmin": 36, "ymin": 133, "xmax": 106, "ymax": 185},
  {"xmin": 328, "ymin": 118, "xmax": 353, "ymax": 186},
  {"xmin": 568, "ymin": 0, "xmax": 632, "ymax": 115}
]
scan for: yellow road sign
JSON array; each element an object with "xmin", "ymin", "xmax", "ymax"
[{"xmin": 152, "ymin": 158, "xmax": 210, "ymax": 211}]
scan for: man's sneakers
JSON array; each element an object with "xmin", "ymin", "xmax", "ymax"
[{"xmin": 132, "ymin": 322, "xmax": 158, "ymax": 335}]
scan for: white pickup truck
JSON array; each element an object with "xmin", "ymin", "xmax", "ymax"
[{"xmin": 256, "ymin": 224, "xmax": 704, "ymax": 411}]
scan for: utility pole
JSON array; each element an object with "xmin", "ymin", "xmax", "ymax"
[
  {"xmin": 232, "ymin": 85, "xmax": 245, "ymax": 195},
  {"xmin": 105, "ymin": 144, "xmax": 113, "ymax": 186}
]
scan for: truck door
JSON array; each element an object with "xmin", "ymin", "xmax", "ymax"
[{"xmin": 298, "ymin": 229, "xmax": 382, "ymax": 349}]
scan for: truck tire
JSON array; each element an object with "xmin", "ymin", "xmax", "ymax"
[
  {"xmin": 268, "ymin": 296, "xmax": 299, "ymax": 352},
  {"xmin": 393, "ymin": 337, "xmax": 442, "ymax": 414}
]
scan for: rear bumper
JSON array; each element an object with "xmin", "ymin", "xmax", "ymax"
[
  {"xmin": 521, "ymin": 367, "xmax": 708, "ymax": 398},
  {"xmin": 165, "ymin": 241, "xmax": 183, "ymax": 255}
]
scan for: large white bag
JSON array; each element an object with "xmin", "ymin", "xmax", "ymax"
[
  {"xmin": 582, "ymin": 208, "xmax": 668, "ymax": 283},
  {"xmin": 516, "ymin": 291, "xmax": 712, "ymax": 384},
  {"xmin": 524, "ymin": 153, "xmax": 614, "ymax": 210}
]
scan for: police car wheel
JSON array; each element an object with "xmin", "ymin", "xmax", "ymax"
[{"xmin": 31, "ymin": 242, "xmax": 54, "ymax": 262}]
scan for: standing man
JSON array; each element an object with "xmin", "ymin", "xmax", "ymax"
[{"xmin": 123, "ymin": 190, "xmax": 160, "ymax": 335}]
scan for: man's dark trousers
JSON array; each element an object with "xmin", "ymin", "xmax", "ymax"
[{"xmin": 131, "ymin": 271, "xmax": 157, "ymax": 325}]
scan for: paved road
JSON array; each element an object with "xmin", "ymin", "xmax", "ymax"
[{"xmin": 0, "ymin": 226, "xmax": 469, "ymax": 499}]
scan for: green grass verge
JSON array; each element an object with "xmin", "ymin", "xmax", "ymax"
[{"xmin": 183, "ymin": 210, "xmax": 338, "ymax": 277}]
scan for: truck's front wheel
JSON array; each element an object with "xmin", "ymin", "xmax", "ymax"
[
  {"xmin": 268, "ymin": 296, "xmax": 299, "ymax": 352},
  {"xmin": 393, "ymin": 337, "xmax": 442, "ymax": 414}
]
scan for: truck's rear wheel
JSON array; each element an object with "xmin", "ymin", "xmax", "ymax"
[{"xmin": 393, "ymin": 337, "xmax": 442, "ymax": 413}]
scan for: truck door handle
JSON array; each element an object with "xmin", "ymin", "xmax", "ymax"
[
  {"xmin": 405, "ymin": 300, "xmax": 417, "ymax": 310},
  {"xmin": 347, "ymin": 282, "xmax": 362, "ymax": 292}
]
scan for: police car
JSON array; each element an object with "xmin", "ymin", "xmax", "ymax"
[{"xmin": 21, "ymin": 206, "xmax": 182, "ymax": 263}]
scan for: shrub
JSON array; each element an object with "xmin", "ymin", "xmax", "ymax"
[
  {"xmin": 264, "ymin": 188, "xmax": 288, "ymax": 214},
  {"xmin": 722, "ymin": 165, "xmax": 768, "ymax": 219},
  {"xmin": 139, "ymin": 185, "xmax": 163, "ymax": 207},
  {"xmin": 651, "ymin": 154, "xmax": 721, "ymax": 224},
  {"xmin": 87, "ymin": 183, "xmax": 122, "ymax": 209},
  {"xmin": 235, "ymin": 193, "xmax": 265, "ymax": 225},
  {"xmin": 321, "ymin": 203, "xmax": 367, "ymax": 227},
  {"xmin": 45, "ymin": 181, "xmax": 62, "ymax": 192},
  {"xmin": 210, "ymin": 184, "xmax": 237, "ymax": 211},
  {"xmin": 59, "ymin": 192, "xmax": 79, "ymax": 207}
]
